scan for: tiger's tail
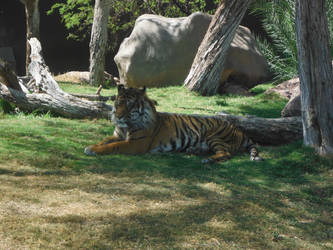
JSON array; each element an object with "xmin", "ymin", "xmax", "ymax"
[{"xmin": 244, "ymin": 137, "xmax": 263, "ymax": 161}]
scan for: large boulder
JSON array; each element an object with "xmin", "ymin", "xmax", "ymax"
[
  {"xmin": 114, "ymin": 12, "xmax": 271, "ymax": 88},
  {"xmin": 265, "ymin": 77, "xmax": 301, "ymax": 117},
  {"xmin": 265, "ymin": 77, "xmax": 300, "ymax": 100},
  {"xmin": 281, "ymin": 94, "xmax": 301, "ymax": 117}
]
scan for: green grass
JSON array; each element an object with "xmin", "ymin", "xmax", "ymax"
[
  {"xmin": 60, "ymin": 82, "xmax": 286, "ymax": 117},
  {"xmin": 0, "ymin": 83, "xmax": 332, "ymax": 249}
]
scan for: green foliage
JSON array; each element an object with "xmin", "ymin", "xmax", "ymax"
[
  {"xmin": 251, "ymin": 0, "xmax": 333, "ymax": 83},
  {"xmin": 0, "ymin": 99, "xmax": 14, "ymax": 114},
  {"xmin": 48, "ymin": 0, "xmax": 94, "ymax": 41},
  {"xmin": 48, "ymin": 0, "xmax": 219, "ymax": 52}
]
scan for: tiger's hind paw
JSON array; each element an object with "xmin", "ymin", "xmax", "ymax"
[
  {"xmin": 201, "ymin": 158, "xmax": 215, "ymax": 164},
  {"xmin": 84, "ymin": 146, "xmax": 97, "ymax": 156}
]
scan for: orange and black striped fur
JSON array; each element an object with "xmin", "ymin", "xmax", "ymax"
[{"xmin": 84, "ymin": 85, "xmax": 262, "ymax": 164}]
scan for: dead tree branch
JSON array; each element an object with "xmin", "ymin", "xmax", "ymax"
[{"xmin": 0, "ymin": 37, "xmax": 113, "ymax": 119}]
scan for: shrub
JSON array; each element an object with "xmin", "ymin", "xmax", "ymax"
[{"xmin": 48, "ymin": 0, "xmax": 219, "ymax": 53}]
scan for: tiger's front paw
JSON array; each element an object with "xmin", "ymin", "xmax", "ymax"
[
  {"xmin": 250, "ymin": 156, "xmax": 264, "ymax": 161},
  {"xmin": 84, "ymin": 146, "xmax": 97, "ymax": 156}
]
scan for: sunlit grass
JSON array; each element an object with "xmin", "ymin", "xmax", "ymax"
[
  {"xmin": 60, "ymin": 82, "xmax": 286, "ymax": 117},
  {"xmin": 0, "ymin": 83, "xmax": 332, "ymax": 249}
]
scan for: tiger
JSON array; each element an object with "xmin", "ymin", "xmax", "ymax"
[{"xmin": 84, "ymin": 84, "xmax": 263, "ymax": 164}]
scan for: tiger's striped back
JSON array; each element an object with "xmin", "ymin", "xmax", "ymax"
[
  {"xmin": 149, "ymin": 113, "xmax": 240, "ymax": 152},
  {"xmin": 147, "ymin": 112, "xmax": 260, "ymax": 163}
]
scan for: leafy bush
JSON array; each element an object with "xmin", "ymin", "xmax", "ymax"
[{"xmin": 251, "ymin": 0, "xmax": 333, "ymax": 83}]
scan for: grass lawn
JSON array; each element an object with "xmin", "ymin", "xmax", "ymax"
[{"xmin": 0, "ymin": 83, "xmax": 332, "ymax": 249}]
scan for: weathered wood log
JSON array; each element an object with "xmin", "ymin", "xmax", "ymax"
[
  {"xmin": 217, "ymin": 112, "xmax": 303, "ymax": 145},
  {"xmin": 70, "ymin": 93, "xmax": 115, "ymax": 102},
  {"xmin": 0, "ymin": 83, "xmax": 112, "ymax": 118},
  {"xmin": 28, "ymin": 38, "xmax": 67, "ymax": 95},
  {"xmin": 70, "ymin": 85, "xmax": 116, "ymax": 102},
  {"xmin": 20, "ymin": 0, "xmax": 40, "ymax": 75},
  {"xmin": 0, "ymin": 37, "xmax": 113, "ymax": 119}
]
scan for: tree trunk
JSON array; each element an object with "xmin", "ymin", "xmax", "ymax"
[
  {"xmin": 295, "ymin": 0, "xmax": 333, "ymax": 157},
  {"xmin": 218, "ymin": 113, "xmax": 303, "ymax": 145},
  {"xmin": 0, "ymin": 84, "xmax": 113, "ymax": 118},
  {"xmin": 0, "ymin": 38, "xmax": 113, "ymax": 119},
  {"xmin": 20, "ymin": 0, "xmax": 40, "ymax": 76},
  {"xmin": 89, "ymin": 0, "xmax": 111, "ymax": 86},
  {"xmin": 0, "ymin": 59, "xmax": 22, "ymax": 91},
  {"xmin": 184, "ymin": 0, "xmax": 252, "ymax": 96}
]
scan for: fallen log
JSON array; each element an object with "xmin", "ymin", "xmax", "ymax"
[
  {"xmin": 217, "ymin": 112, "xmax": 303, "ymax": 145},
  {"xmin": 0, "ymin": 83, "xmax": 113, "ymax": 118},
  {"xmin": 69, "ymin": 93, "xmax": 114, "ymax": 102},
  {"xmin": 70, "ymin": 84, "xmax": 116, "ymax": 102},
  {"xmin": 0, "ymin": 37, "xmax": 113, "ymax": 119}
]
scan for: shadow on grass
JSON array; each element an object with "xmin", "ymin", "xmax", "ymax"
[
  {"xmin": 1, "ymin": 119, "xmax": 332, "ymax": 248},
  {"xmin": 77, "ymin": 149, "xmax": 331, "ymax": 248},
  {"xmin": 237, "ymin": 104, "xmax": 284, "ymax": 118},
  {"xmin": 35, "ymin": 154, "xmax": 333, "ymax": 248},
  {"xmin": 234, "ymin": 92, "xmax": 287, "ymax": 118}
]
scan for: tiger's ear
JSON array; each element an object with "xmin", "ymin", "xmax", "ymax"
[
  {"xmin": 140, "ymin": 86, "xmax": 146, "ymax": 94},
  {"xmin": 117, "ymin": 84, "xmax": 125, "ymax": 93}
]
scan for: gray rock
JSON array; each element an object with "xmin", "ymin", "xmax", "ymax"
[
  {"xmin": 265, "ymin": 77, "xmax": 300, "ymax": 100},
  {"xmin": 114, "ymin": 12, "xmax": 270, "ymax": 88},
  {"xmin": 281, "ymin": 94, "xmax": 301, "ymax": 117}
]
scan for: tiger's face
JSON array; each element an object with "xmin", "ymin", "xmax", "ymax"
[{"xmin": 111, "ymin": 84, "xmax": 157, "ymax": 129}]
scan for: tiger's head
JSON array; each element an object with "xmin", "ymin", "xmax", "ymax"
[{"xmin": 111, "ymin": 84, "xmax": 157, "ymax": 130}]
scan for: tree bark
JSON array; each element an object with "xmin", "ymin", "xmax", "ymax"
[
  {"xmin": 217, "ymin": 113, "xmax": 303, "ymax": 145},
  {"xmin": 0, "ymin": 59, "xmax": 22, "ymax": 91},
  {"xmin": 89, "ymin": 0, "xmax": 111, "ymax": 86},
  {"xmin": 70, "ymin": 93, "xmax": 115, "ymax": 102},
  {"xmin": 20, "ymin": 0, "xmax": 40, "ymax": 76},
  {"xmin": 0, "ymin": 38, "xmax": 113, "ymax": 119},
  {"xmin": 0, "ymin": 84, "xmax": 112, "ymax": 118},
  {"xmin": 295, "ymin": 0, "xmax": 333, "ymax": 157},
  {"xmin": 184, "ymin": 0, "xmax": 252, "ymax": 96}
]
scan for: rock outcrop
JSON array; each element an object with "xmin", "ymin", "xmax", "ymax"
[
  {"xmin": 265, "ymin": 77, "xmax": 301, "ymax": 117},
  {"xmin": 114, "ymin": 12, "xmax": 271, "ymax": 89}
]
